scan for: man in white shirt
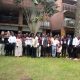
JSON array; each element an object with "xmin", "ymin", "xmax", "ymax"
[
  {"xmin": 25, "ymin": 34, "xmax": 32, "ymax": 56},
  {"xmin": 72, "ymin": 36, "xmax": 79, "ymax": 58},
  {"xmin": 72, "ymin": 37, "xmax": 79, "ymax": 47},
  {"xmin": 8, "ymin": 31, "xmax": 16, "ymax": 56}
]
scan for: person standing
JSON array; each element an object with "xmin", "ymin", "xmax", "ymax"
[
  {"xmin": 36, "ymin": 34, "xmax": 42, "ymax": 57},
  {"xmin": 36, "ymin": 34, "xmax": 41, "ymax": 58},
  {"xmin": 31, "ymin": 34, "xmax": 37, "ymax": 57},
  {"xmin": 56, "ymin": 43, "xmax": 62, "ymax": 58},
  {"xmin": 8, "ymin": 31, "xmax": 16, "ymax": 56},
  {"xmin": 4, "ymin": 31, "xmax": 10, "ymax": 56},
  {"xmin": 51, "ymin": 36, "xmax": 59, "ymax": 57},
  {"xmin": 47, "ymin": 34, "xmax": 52, "ymax": 57},
  {"xmin": 25, "ymin": 33, "xmax": 32, "ymax": 56},
  {"xmin": 42, "ymin": 34, "xmax": 48, "ymax": 57},
  {"xmin": 41, "ymin": 34, "xmax": 44, "ymax": 57},
  {"xmin": 77, "ymin": 37, "xmax": 80, "ymax": 58},
  {"xmin": 61, "ymin": 36, "xmax": 67, "ymax": 57},
  {"xmin": 67, "ymin": 35, "xmax": 73, "ymax": 58},
  {"xmin": 0, "ymin": 31, "xmax": 5, "ymax": 55},
  {"xmin": 72, "ymin": 36, "xmax": 79, "ymax": 59},
  {"xmin": 15, "ymin": 34, "xmax": 22, "ymax": 57},
  {"xmin": 22, "ymin": 34, "xmax": 26, "ymax": 56}
]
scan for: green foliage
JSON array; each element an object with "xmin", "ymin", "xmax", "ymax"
[
  {"xmin": 14, "ymin": 0, "xmax": 57, "ymax": 23},
  {"xmin": 33, "ymin": 0, "xmax": 57, "ymax": 16},
  {"xmin": 31, "ymin": 16, "xmax": 43, "ymax": 23},
  {"xmin": 14, "ymin": 0, "xmax": 57, "ymax": 32},
  {"xmin": 31, "ymin": 0, "xmax": 57, "ymax": 23}
]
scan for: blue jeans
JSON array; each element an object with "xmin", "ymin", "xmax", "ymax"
[{"xmin": 52, "ymin": 45, "xmax": 56, "ymax": 57}]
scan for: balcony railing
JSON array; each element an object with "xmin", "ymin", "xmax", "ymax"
[
  {"xmin": 62, "ymin": 0, "xmax": 77, "ymax": 5},
  {"xmin": 63, "ymin": 3, "xmax": 76, "ymax": 13},
  {"xmin": 0, "ymin": 23, "xmax": 43, "ymax": 32},
  {"xmin": 41, "ymin": 21, "xmax": 51, "ymax": 29},
  {"xmin": 0, "ymin": 23, "xmax": 30, "ymax": 31},
  {"xmin": 64, "ymin": 18, "xmax": 75, "ymax": 28}
]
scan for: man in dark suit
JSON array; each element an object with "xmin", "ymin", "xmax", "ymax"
[
  {"xmin": 4, "ymin": 31, "xmax": 10, "ymax": 56},
  {"xmin": 41, "ymin": 34, "xmax": 48, "ymax": 57},
  {"xmin": 61, "ymin": 36, "xmax": 67, "ymax": 57},
  {"xmin": 67, "ymin": 35, "xmax": 73, "ymax": 58}
]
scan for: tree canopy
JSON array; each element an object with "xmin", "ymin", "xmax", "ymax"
[
  {"xmin": 14, "ymin": 0, "xmax": 57, "ymax": 17},
  {"xmin": 14, "ymin": 0, "xmax": 57, "ymax": 32}
]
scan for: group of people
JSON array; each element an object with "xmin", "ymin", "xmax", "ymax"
[{"xmin": 0, "ymin": 31, "xmax": 80, "ymax": 59}]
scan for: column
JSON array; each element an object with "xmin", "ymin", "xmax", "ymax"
[
  {"xmin": 18, "ymin": 9, "xmax": 23, "ymax": 31},
  {"xmin": 61, "ymin": 27, "xmax": 66, "ymax": 37},
  {"xmin": 75, "ymin": 0, "xmax": 80, "ymax": 36}
]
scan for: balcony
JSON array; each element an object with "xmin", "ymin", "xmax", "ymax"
[
  {"xmin": 63, "ymin": 3, "xmax": 76, "ymax": 13},
  {"xmin": 0, "ymin": 23, "xmax": 30, "ymax": 31},
  {"xmin": 41, "ymin": 21, "xmax": 51, "ymax": 29},
  {"xmin": 0, "ymin": 23, "xmax": 43, "ymax": 32},
  {"xmin": 62, "ymin": 0, "xmax": 77, "ymax": 5},
  {"xmin": 64, "ymin": 18, "xmax": 75, "ymax": 28}
]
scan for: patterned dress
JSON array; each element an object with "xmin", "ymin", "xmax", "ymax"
[{"xmin": 15, "ymin": 38, "xmax": 22, "ymax": 57}]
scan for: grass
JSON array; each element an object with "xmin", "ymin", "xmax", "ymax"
[{"xmin": 0, "ymin": 56, "xmax": 80, "ymax": 80}]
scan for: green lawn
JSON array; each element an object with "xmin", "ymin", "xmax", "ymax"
[{"xmin": 0, "ymin": 56, "xmax": 80, "ymax": 80}]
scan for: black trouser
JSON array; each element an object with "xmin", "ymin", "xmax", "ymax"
[
  {"xmin": 41, "ymin": 45, "xmax": 43, "ymax": 57},
  {"xmin": 77, "ymin": 46, "xmax": 80, "ymax": 58},
  {"xmin": 41, "ymin": 46, "xmax": 47, "ymax": 57},
  {"xmin": 46, "ymin": 46, "xmax": 52, "ymax": 57},
  {"xmin": 5, "ymin": 43, "xmax": 9, "ymax": 56},
  {"xmin": 72, "ymin": 46, "xmax": 78, "ymax": 58},
  {"xmin": 9, "ymin": 43, "xmax": 15, "ymax": 56},
  {"xmin": 67, "ymin": 45, "xmax": 73, "ymax": 58},
  {"xmin": 27, "ymin": 45, "xmax": 31, "ymax": 56},
  {"xmin": 22, "ymin": 45, "xmax": 26, "ymax": 56},
  {"xmin": 56, "ymin": 52, "xmax": 60, "ymax": 58},
  {"xmin": 31, "ymin": 47, "xmax": 36, "ymax": 57},
  {"xmin": 62, "ymin": 44, "xmax": 66, "ymax": 57}
]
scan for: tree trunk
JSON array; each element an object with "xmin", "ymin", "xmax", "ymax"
[
  {"xmin": 18, "ymin": 9, "xmax": 23, "ymax": 31},
  {"xmin": 75, "ymin": 0, "xmax": 80, "ymax": 36},
  {"xmin": 29, "ymin": 21, "xmax": 41, "ymax": 34}
]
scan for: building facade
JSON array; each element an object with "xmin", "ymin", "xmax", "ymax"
[
  {"xmin": 0, "ymin": 0, "xmax": 43, "ymax": 32},
  {"xmin": 0, "ymin": 0, "xmax": 77, "ymax": 35},
  {"xmin": 50, "ymin": 0, "xmax": 77, "ymax": 36}
]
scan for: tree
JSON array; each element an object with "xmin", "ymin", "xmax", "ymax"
[
  {"xmin": 14, "ymin": 0, "xmax": 57, "ymax": 33},
  {"xmin": 75, "ymin": 0, "xmax": 80, "ymax": 36}
]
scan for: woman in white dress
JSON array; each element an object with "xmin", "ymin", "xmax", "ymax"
[{"xmin": 15, "ymin": 35, "xmax": 22, "ymax": 57}]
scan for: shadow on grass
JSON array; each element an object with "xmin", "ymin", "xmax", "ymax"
[{"xmin": 20, "ymin": 75, "xmax": 32, "ymax": 80}]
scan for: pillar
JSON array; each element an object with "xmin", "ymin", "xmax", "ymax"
[
  {"xmin": 18, "ymin": 9, "xmax": 23, "ymax": 31},
  {"xmin": 61, "ymin": 27, "xmax": 66, "ymax": 37},
  {"xmin": 75, "ymin": 0, "xmax": 80, "ymax": 36}
]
